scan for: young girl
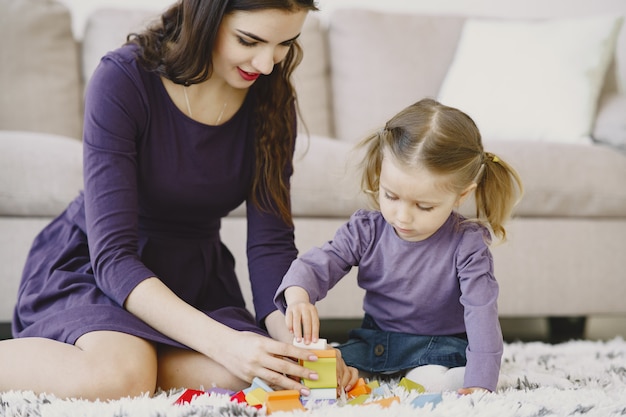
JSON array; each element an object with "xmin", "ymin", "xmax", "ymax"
[{"xmin": 274, "ymin": 98, "xmax": 523, "ymax": 394}]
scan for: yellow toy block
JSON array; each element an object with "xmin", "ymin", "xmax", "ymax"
[
  {"xmin": 366, "ymin": 380, "xmax": 380, "ymax": 390},
  {"xmin": 244, "ymin": 387, "xmax": 268, "ymax": 406},
  {"xmin": 398, "ymin": 377, "xmax": 425, "ymax": 393},
  {"xmin": 301, "ymin": 349, "xmax": 337, "ymax": 390},
  {"xmin": 347, "ymin": 394, "xmax": 370, "ymax": 405},
  {"xmin": 265, "ymin": 390, "xmax": 305, "ymax": 414}
]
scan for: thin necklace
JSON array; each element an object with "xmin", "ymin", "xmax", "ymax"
[{"xmin": 183, "ymin": 85, "xmax": 227, "ymax": 125}]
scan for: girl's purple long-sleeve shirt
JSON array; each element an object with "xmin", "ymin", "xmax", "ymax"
[{"xmin": 275, "ymin": 209, "xmax": 503, "ymax": 391}]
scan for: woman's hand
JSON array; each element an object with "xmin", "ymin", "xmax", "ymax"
[
  {"xmin": 218, "ymin": 329, "xmax": 322, "ymax": 396},
  {"xmin": 284, "ymin": 286, "xmax": 319, "ymax": 344},
  {"xmin": 124, "ymin": 278, "xmax": 320, "ymax": 395}
]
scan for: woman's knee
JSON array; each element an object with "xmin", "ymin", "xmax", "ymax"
[
  {"xmin": 76, "ymin": 331, "xmax": 158, "ymax": 398},
  {"xmin": 157, "ymin": 346, "xmax": 246, "ymax": 392}
]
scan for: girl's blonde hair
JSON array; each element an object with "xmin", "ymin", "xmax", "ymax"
[{"xmin": 360, "ymin": 98, "xmax": 523, "ymax": 241}]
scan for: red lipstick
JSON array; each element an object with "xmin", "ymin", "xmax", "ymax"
[{"xmin": 238, "ymin": 68, "xmax": 260, "ymax": 82}]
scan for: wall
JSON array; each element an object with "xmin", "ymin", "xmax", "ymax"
[{"xmin": 58, "ymin": 0, "xmax": 626, "ymax": 38}]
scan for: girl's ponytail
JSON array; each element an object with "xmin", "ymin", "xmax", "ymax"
[{"xmin": 474, "ymin": 152, "xmax": 523, "ymax": 241}]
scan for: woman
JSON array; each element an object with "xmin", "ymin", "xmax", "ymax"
[{"xmin": 0, "ymin": 0, "xmax": 356, "ymax": 401}]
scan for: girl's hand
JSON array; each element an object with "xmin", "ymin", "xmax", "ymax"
[
  {"xmin": 335, "ymin": 348, "xmax": 359, "ymax": 393},
  {"xmin": 284, "ymin": 286, "xmax": 320, "ymax": 344},
  {"xmin": 458, "ymin": 387, "xmax": 489, "ymax": 395}
]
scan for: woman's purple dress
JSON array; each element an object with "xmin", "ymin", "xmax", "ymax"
[{"xmin": 12, "ymin": 44, "xmax": 297, "ymax": 348}]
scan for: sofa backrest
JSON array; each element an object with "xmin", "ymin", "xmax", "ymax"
[
  {"xmin": 324, "ymin": 4, "xmax": 626, "ymax": 143},
  {"xmin": 0, "ymin": 0, "xmax": 82, "ymax": 140}
]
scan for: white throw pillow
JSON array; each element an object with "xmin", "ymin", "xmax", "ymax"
[{"xmin": 438, "ymin": 15, "xmax": 623, "ymax": 143}]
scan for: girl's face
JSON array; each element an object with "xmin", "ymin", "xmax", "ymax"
[
  {"xmin": 378, "ymin": 154, "xmax": 474, "ymax": 242},
  {"xmin": 212, "ymin": 8, "xmax": 308, "ymax": 88}
]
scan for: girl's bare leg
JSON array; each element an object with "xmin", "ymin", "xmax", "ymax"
[
  {"xmin": 156, "ymin": 345, "xmax": 248, "ymax": 392},
  {"xmin": 0, "ymin": 331, "xmax": 158, "ymax": 401}
]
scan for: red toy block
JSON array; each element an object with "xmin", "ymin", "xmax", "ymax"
[
  {"xmin": 174, "ymin": 389, "xmax": 206, "ymax": 405},
  {"xmin": 230, "ymin": 390, "xmax": 262, "ymax": 409}
]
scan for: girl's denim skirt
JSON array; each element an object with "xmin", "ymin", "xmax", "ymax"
[{"xmin": 337, "ymin": 314, "xmax": 468, "ymax": 374}]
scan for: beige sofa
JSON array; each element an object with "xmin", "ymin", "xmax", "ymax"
[{"xmin": 1, "ymin": 0, "xmax": 626, "ymax": 340}]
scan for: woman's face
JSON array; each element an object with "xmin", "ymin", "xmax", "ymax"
[{"xmin": 212, "ymin": 8, "xmax": 308, "ymax": 88}]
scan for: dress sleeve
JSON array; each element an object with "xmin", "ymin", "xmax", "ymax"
[
  {"xmin": 456, "ymin": 226, "xmax": 503, "ymax": 391},
  {"xmin": 245, "ymin": 109, "xmax": 299, "ymax": 323},
  {"xmin": 273, "ymin": 209, "xmax": 372, "ymax": 312},
  {"xmin": 82, "ymin": 52, "xmax": 156, "ymax": 306}
]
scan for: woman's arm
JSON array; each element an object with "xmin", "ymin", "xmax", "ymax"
[{"xmin": 125, "ymin": 277, "xmax": 319, "ymax": 392}]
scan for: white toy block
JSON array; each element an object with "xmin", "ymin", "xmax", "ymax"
[{"xmin": 293, "ymin": 338, "xmax": 327, "ymax": 350}]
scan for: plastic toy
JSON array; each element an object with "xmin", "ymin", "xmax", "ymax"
[{"xmin": 265, "ymin": 390, "xmax": 305, "ymax": 414}]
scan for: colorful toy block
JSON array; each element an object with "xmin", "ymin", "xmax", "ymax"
[
  {"xmin": 244, "ymin": 387, "xmax": 268, "ymax": 407},
  {"xmin": 301, "ymin": 349, "xmax": 337, "ymax": 390},
  {"xmin": 303, "ymin": 387, "xmax": 337, "ymax": 402},
  {"xmin": 174, "ymin": 388, "xmax": 206, "ymax": 405},
  {"xmin": 398, "ymin": 377, "xmax": 425, "ymax": 393},
  {"xmin": 243, "ymin": 377, "xmax": 274, "ymax": 394},
  {"xmin": 366, "ymin": 380, "xmax": 380, "ymax": 390},
  {"xmin": 411, "ymin": 393, "xmax": 443, "ymax": 408},
  {"xmin": 293, "ymin": 338, "xmax": 328, "ymax": 350},
  {"xmin": 230, "ymin": 390, "xmax": 263, "ymax": 410},
  {"xmin": 347, "ymin": 394, "xmax": 370, "ymax": 405},
  {"xmin": 364, "ymin": 396, "xmax": 400, "ymax": 408},
  {"xmin": 206, "ymin": 387, "xmax": 235, "ymax": 396},
  {"xmin": 347, "ymin": 377, "xmax": 371, "ymax": 398},
  {"xmin": 265, "ymin": 390, "xmax": 305, "ymax": 414}
]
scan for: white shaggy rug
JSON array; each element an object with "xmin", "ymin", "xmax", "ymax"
[{"xmin": 1, "ymin": 338, "xmax": 625, "ymax": 417}]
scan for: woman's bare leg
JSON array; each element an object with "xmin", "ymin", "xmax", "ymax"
[
  {"xmin": 0, "ymin": 331, "xmax": 158, "ymax": 400},
  {"xmin": 157, "ymin": 345, "xmax": 248, "ymax": 392}
]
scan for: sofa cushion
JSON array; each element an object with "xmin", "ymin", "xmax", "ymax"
[
  {"xmin": 460, "ymin": 140, "xmax": 626, "ymax": 218},
  {"xmin": 291, "ymin": 134, "xmax": 367, "ymax": 217},
  {"xmin": 0, "ymin": 131, "xmax": 83, "ymax": 216},
  {"xmin": 328, "ymin": 9, "xmax": 465, "ymax": 142},
  {"xmin": 0, "ymin": 0, "xmax": 82, "ymax": 140},
  {"xmin": 438, "ymin": 15, "xmax": 623, "ymax": 144},
  {"xmin": 82, "ymin": 8, "xmax": 157, "ymax": 86},
  {"xmin": 593, "ymin": 93, "xmax": 626, "ymax": 152},
  {"xmin": 293, "ymin": 15, "xmax": 334, "ymax": 138}
]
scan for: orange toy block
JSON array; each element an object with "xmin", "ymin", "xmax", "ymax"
[
  {"xmin": 365, "ymin": 396, "xmax": 400, "ymax": 408},
  {"xmin": 301, "ymin": 349, "xmax": 337, "ymax": 390},
  {"xmin": 347, "ymin": 377, "xmax": 371, "ymax": 398},
  {"xmin": 265, "ymin": 390, "xmax": 305, "ymax": 414}
]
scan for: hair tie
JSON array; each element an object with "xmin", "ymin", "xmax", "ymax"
[{"xmin": 485, "ymin": 152, "xmax": 500, "ymax": 164}]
